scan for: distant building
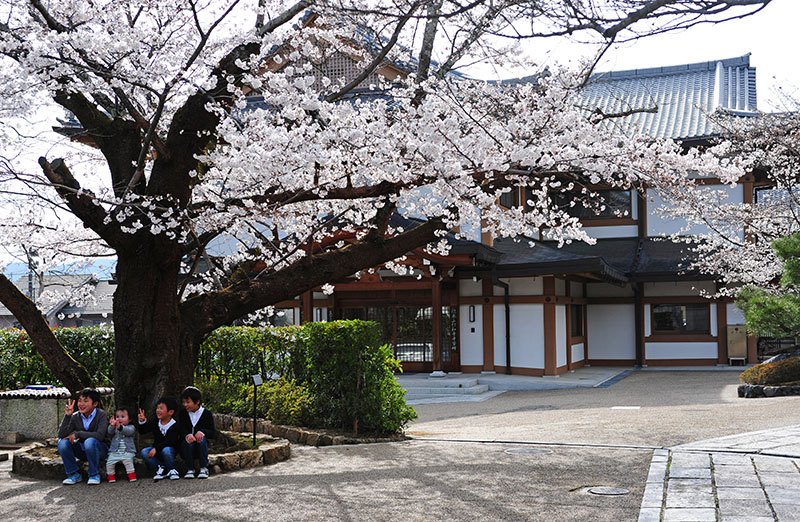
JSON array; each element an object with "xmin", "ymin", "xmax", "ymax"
[{"xmin": 0, "ymin": 273, "xmax": 115, "ymax": 329}]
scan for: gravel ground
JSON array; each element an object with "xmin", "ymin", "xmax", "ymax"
[
  {"xmin": 1, "ymin": 371, "xmax": 796, "ymax": 521},
  {"xmin": 0, "ymin": 441, "xmax": 649, "ymax": 521},
  {"xmin": 410, "ymin": 371, "xmax": 800, "ymax": 447}
]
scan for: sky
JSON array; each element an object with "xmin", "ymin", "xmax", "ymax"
[{"xmin": 515, "ymin": 0, "xmax": 798, "ymax": 111}]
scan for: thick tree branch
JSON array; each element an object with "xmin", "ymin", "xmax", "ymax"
[
  {"xmin": 0, "ymin": 273, "xmax": 93, "ymax": 391},
  {"xmin": 37, "ymin": 157, "xmax": 129, "ymax": 250},
  {"xmin": 179, "ymin": 217, "xmax": 447, "ymax": 343}
]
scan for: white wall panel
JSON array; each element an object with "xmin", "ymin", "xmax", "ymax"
[
  {"xmin": 556, "ymin": 305, "xmax": 567, "ymax": 367},
  {"xmin": 587, "ymin": 304, "xmax": 636, "ymax": 360},
  {"xmin": 571, "ymin": 343, "xmax": 585, "ymax": 362},
  {"xmin": 570, "ymin": 281, "xmax": 584, "ymax": 297},
  {"xmin": 459, "ymin": 304, "xmax": 483, "ymax": 365},
  {"xmin": 494, "ymin": 304, "xmax": 507, "ymax": 367},
  {"xmin": 647, "ymin": 185, "xmax": 744, "ymax": 238},
  {"xmin": 644, "ymin": 281, "xmax": 716, "ymax": 296},
  {"xmin": 727, "ymin": 303, "xmax": 746, "ymax": 325},
  {"xmin": 460, "ymin": 279, "xmax": 483, "ymax": 297},
  {"xmin": 587, "ymin": 283, "xmax": 635, "ymax": 298},
  {"xmin": 507, "ymin": 277, "xmax": 543, "ymax": 296},
  {"xmin": 584, "ymin": 225, "xmax": 639, "ymax": 239},
  {"xmin": 646, "ymin": 342, "xmax": 717, "ymax": 360},
  {"xmin": 509, "ymin": 304, "xmax": 545, "ymax": 369}
]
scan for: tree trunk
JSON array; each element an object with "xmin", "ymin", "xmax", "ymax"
[
  {"xmin": 112, "ymin": 243, "xmax": 194, "ymax": 413},
  {"xmin": 0, "ymin": 274, "xmax": 93, "ymax": 391}
]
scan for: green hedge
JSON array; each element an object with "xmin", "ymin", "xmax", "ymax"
[
  {"xmin": 1, "ymin": 321, "xmax": 415, "ymax": 434},
  {"xmin": 199, "ymin": 321, "xmax": 416, "ymax": 435},
  {"xmin": 740, "ymin": 357, "xmax": 800, "ymax": 386},
  {"xmin": 0, "ymin": 326, "xmax": 114, "ymax": 390}
]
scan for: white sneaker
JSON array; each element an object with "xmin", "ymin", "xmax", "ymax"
[
  {"xmin": 184, "ymin": 469, "xmax": 195, "ymax": 479},
  {"xmin": 168, "ymin": 469, "xmax": 180, "ymax": 480},
  {"xmin": 153, "ymin": 466, "xmax": 166, "ymax": 481},
  {"xmin": 197, "ymin": 467, "xmax": 209, "ymax": 479}
]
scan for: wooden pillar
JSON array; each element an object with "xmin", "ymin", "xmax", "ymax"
[
  {"xmin": 565, "ymin": 282, "xmax": 572, "ymax": 371},
  {"xmin": 432, "ymin": 279, "xmax": 442, "ymax": 372},
  {"xmin": 747, "ymin": 335, "xmax": 758, "ymax": 364},
  {"xmin": 301, "ymin": 291, "xmax": 313, "ymax": 324},
  {"xmin": 717, "ymin": 301, "xmax": 728, "ymax": 364},
  {"xmin": 482, "ymin": 277, "xmax": 494, "ymax": 372},
  {"xmin": 543, "ymin": 277, "xmax": 556, "ymax": 376}
]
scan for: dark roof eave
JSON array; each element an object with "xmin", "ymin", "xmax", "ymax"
[{"xmin": 455, "ymin": 257, "xmax": 628, "ymax": 285}]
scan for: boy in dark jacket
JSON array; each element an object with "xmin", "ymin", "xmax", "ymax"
[
  {"xmin": 57, "ymin": 387, "xmax": 109, "ymax": 485},
  {"xmin": 178, "ymin": 386, "xmax": 216, "ymax": 479},
  {"xmin": 137, "ymin": 396, "xmax": 180, "ymax": 481}
]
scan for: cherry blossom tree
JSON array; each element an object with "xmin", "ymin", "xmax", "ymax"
[
  {"xmin": 651, "ymin": 106, "xmax": 800, "ymax": 340},
  {"xmin": 0, "ymin": 0, "xmax": 770, "ymax": 408}
]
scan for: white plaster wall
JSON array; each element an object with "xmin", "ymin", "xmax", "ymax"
[
  {"xmin": 570, "ymin": 281, "xmax": 584, "ymax": 298},
  {"xmin": 508, "ymin": 277, "xmax": 543, "ymax": 296},
  {"xmin": 460, "ymin": 279, "xmax": 483, "ymax": 297},
  {"xmin": 494, "ymin": 304, "xmax": 507, "ymax": 367},
  {"xmin": 643, "ymin": 281, "xmax": 716, "ymax": 296},
  {"xmin": 293, "ymin": 307, "xmax": 301, "ymax": 326},
  {"xmin": 509, "ymin": 304, "xmax": 545, "ymax": 369},
  {"xmin": 644, "ymin": 304, "xmax": 650, "ymax": 336},
  {"xmin": 459, "ymin": 304, "xmax": 483, "ymax": 365},
  {"xmin": 646, "ymin": 342, "xmax": 718, "ymax": 359},
  {"xmin": 584, "ymin": 225, "xmax": 639, "ymax": 239},
  {"xmin": 647, "ymin": 185, "xmax": 744, "ymax": 238},
  {"xmin": 711, "ymin": 305, "xmax": 718, "ymax": 337},
  {"xmin": 727, "ymin": 303, "xmax": 746, "ymax": 325},
  {"xmin": 587, "ymin": 283, "xmax": 635, "ymax": 298},
  {"xmin": 313, "ymin": 307, "xmax": 328, "ymax": 322},
  {"xmin": 555, "ymin": 278, "xmax": 566, "ymax": 296},
  {"xmin": 572, "ymin": 343, "xmax": 585, "ymax": 362},
  {"xmin": 556, "ymin": 305, "xmax": 567, "ymax": 367},
  {"xmin": 587, "ymin": 304, "xmax": 636, "ymax": 359}
]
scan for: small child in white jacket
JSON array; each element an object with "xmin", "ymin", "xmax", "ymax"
[{"xmin": 106, "ymin": 406, "xmax": 137, "ymax": 482}]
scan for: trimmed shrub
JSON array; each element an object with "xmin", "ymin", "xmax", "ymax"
[
  {"xmin": 740, "ymin": 356, "xmax": 800, "ymax": 386},
  {"xmin": 0, "ymin": 326, "xmax": 114, "ymax": 390},
  {"xmin": 199, "ymin": 378, "xmax": 314, "ymax": 427},
  {"xmin": 302, "ymin": 321, "xmax": 417, "ymax": 435}
]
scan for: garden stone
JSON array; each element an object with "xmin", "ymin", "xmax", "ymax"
[
  {"xmin": 764, "ymin": 386, "xmax": 779, "ymax": 397},
  {"xmin": 318, "ymin": 435, "xmax": 333, "ymax": 446},
  {"xmin": 216, "ymin": 453, "xmax": 240, "ymax": 472},
  {"xmin": 306, "ymin": 433, "xmax": 320, "ymax": 446},
  {"xmin": 764, "ymin": 349, "xmax": 800, "ymax": 364},
  {"xmin": 239, "ymin": 449, "xmax": 263, "ymax": 469}
]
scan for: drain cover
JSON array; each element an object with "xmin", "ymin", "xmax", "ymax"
[
  {"xmin": 588, "ymin": 487, "xmax": 629, "ymax": 496},
  {"xmin": 504, "ymin": 448, "xmax": 554, "ymax": 456}
]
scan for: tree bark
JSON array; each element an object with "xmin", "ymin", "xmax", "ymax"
[
  {"xmin": 0, "ymin": 274, "xmax": 93, "ymax": 391},
  {"xmin": 112, "ymin": 240, "xmax": 192, "ymax": 413}
]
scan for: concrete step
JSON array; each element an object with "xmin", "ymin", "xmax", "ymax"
[
  {"xmin": 402, "ymin": 384, "xmax": 489, "ymax": 395},
  {"xmin": 400, "ymin": 378, "xmax": 480, "ymax": 389}
]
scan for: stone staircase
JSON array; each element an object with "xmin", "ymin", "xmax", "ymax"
[{"xmin": 399, "ymin": 376, "xmax": 495, "ymax": 403}]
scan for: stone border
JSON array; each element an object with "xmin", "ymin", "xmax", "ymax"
[
  {"xmin": 11, "ymin": 432, "xmax": 290, "ymax": 481},
  {"xmin": 738, "ymin": 383, "xmax": 800, "ymax": 398},
  {"xmin": 214, "ymin": 413, "xmax": 406, "ymax": 446}
]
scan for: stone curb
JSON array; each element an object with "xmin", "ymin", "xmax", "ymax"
[
  {"xmin": 737, "ymin": 383, "xmax": 800, "ymax": 398},
  {"xmin": 11, "ymin": 433, "xmax": 291, "ymax": 481},
  {"xmin": 212, "ymin": 413, "xmax": 406, "ymax": 446}
]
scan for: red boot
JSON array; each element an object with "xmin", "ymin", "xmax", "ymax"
[
  {"xmin": 128, "ymin": 472, "xmax": 137, "ymax": 482},
  {"xmin": 107, "ymin": 474, "xmax": 116, "ymax": 483}
]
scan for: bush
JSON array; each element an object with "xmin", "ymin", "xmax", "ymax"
[
  {"xmin": 741, "ymin": 356, "xmax": 800, "ymax": 385},
  {"xmin": 0, "ymin": 326, "xmax": 114, "ymax": 390},
  {"xmin": 302, "ymin": 321, "xmax": 417, "ymax": 435},
  {"xmin": 199, "ymin": 378, "xmax": 314, "ymax": 427},
  {"xmin": 197, "ymin": 326, "xmax": 306, "ymax": 383}
]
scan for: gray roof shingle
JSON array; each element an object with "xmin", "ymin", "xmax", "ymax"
[{"xmin": 579, "ymin": 54, "xmax": 757, "ymax": 140}]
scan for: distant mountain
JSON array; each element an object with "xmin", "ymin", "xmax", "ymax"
[{"xmin": 2, "ymin": 259, "xmax": 117, "ymax": 281}]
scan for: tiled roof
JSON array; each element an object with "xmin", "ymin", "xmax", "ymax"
[{"xmin": 578, "ymin": 54, "xmax": 757, "ymax": 140}]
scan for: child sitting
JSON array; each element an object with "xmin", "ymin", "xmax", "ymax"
[
  {"xmin": 178, "ymin": 386, "xmax": 216, "ymax": 479},
  {"xmin": 106, "ymin": 406, "xmax": 137, "ymax": 483},
  {"xmin": 57, "ymin": 387, "xmax": 109, "ymax": 485},
  {"xmin": 137, "ymin": 396, "xmax": 180, "ymax": 481}
]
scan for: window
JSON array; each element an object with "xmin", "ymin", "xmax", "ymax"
[
  {"xmin": 570, "ymin": 304, "xmax": 584, "ymax": 338},
  {"xmin": 651, "ymin": 304, "xmax": 710, "ymax": 335},
  {"xmin": 552, "ymin": 189, "xmax": 632, "ymax": 220}
]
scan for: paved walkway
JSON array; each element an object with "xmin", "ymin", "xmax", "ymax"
[{"xmin": 640, "ymin": 426, "xmax": 800, "ymax": 522}]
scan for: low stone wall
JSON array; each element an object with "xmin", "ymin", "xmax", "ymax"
[
  {"xmin": 738, "ymin": 383, "xmax": 800, "ymax": 398},
  {"xmin": 213, "ymin": 413, "xmax": 406, "ymax": 446},
  {"xmin": 0, "ymin": 387, "xmax": 113, "ymax": 441},
  {"xmin": 12, "ymin": 432, "xmax": 290, "ymax": 481}
]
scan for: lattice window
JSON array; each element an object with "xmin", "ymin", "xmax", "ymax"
[{"xmin": 308, "ymin": 52, "xmax": 384, "ymax": 92}]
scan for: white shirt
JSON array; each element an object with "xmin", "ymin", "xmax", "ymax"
[
  {"xmin": 158, "ymin": 418, "xmax": 176, "ymax": 436},
  {"xmin": 188, "ymin": 406, "xmax": 205, "ymax": 428}
]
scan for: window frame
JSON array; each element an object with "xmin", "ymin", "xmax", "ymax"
[{"xmin": 650, "ymin": 303, "xmax": 711, "ymax": 335}]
